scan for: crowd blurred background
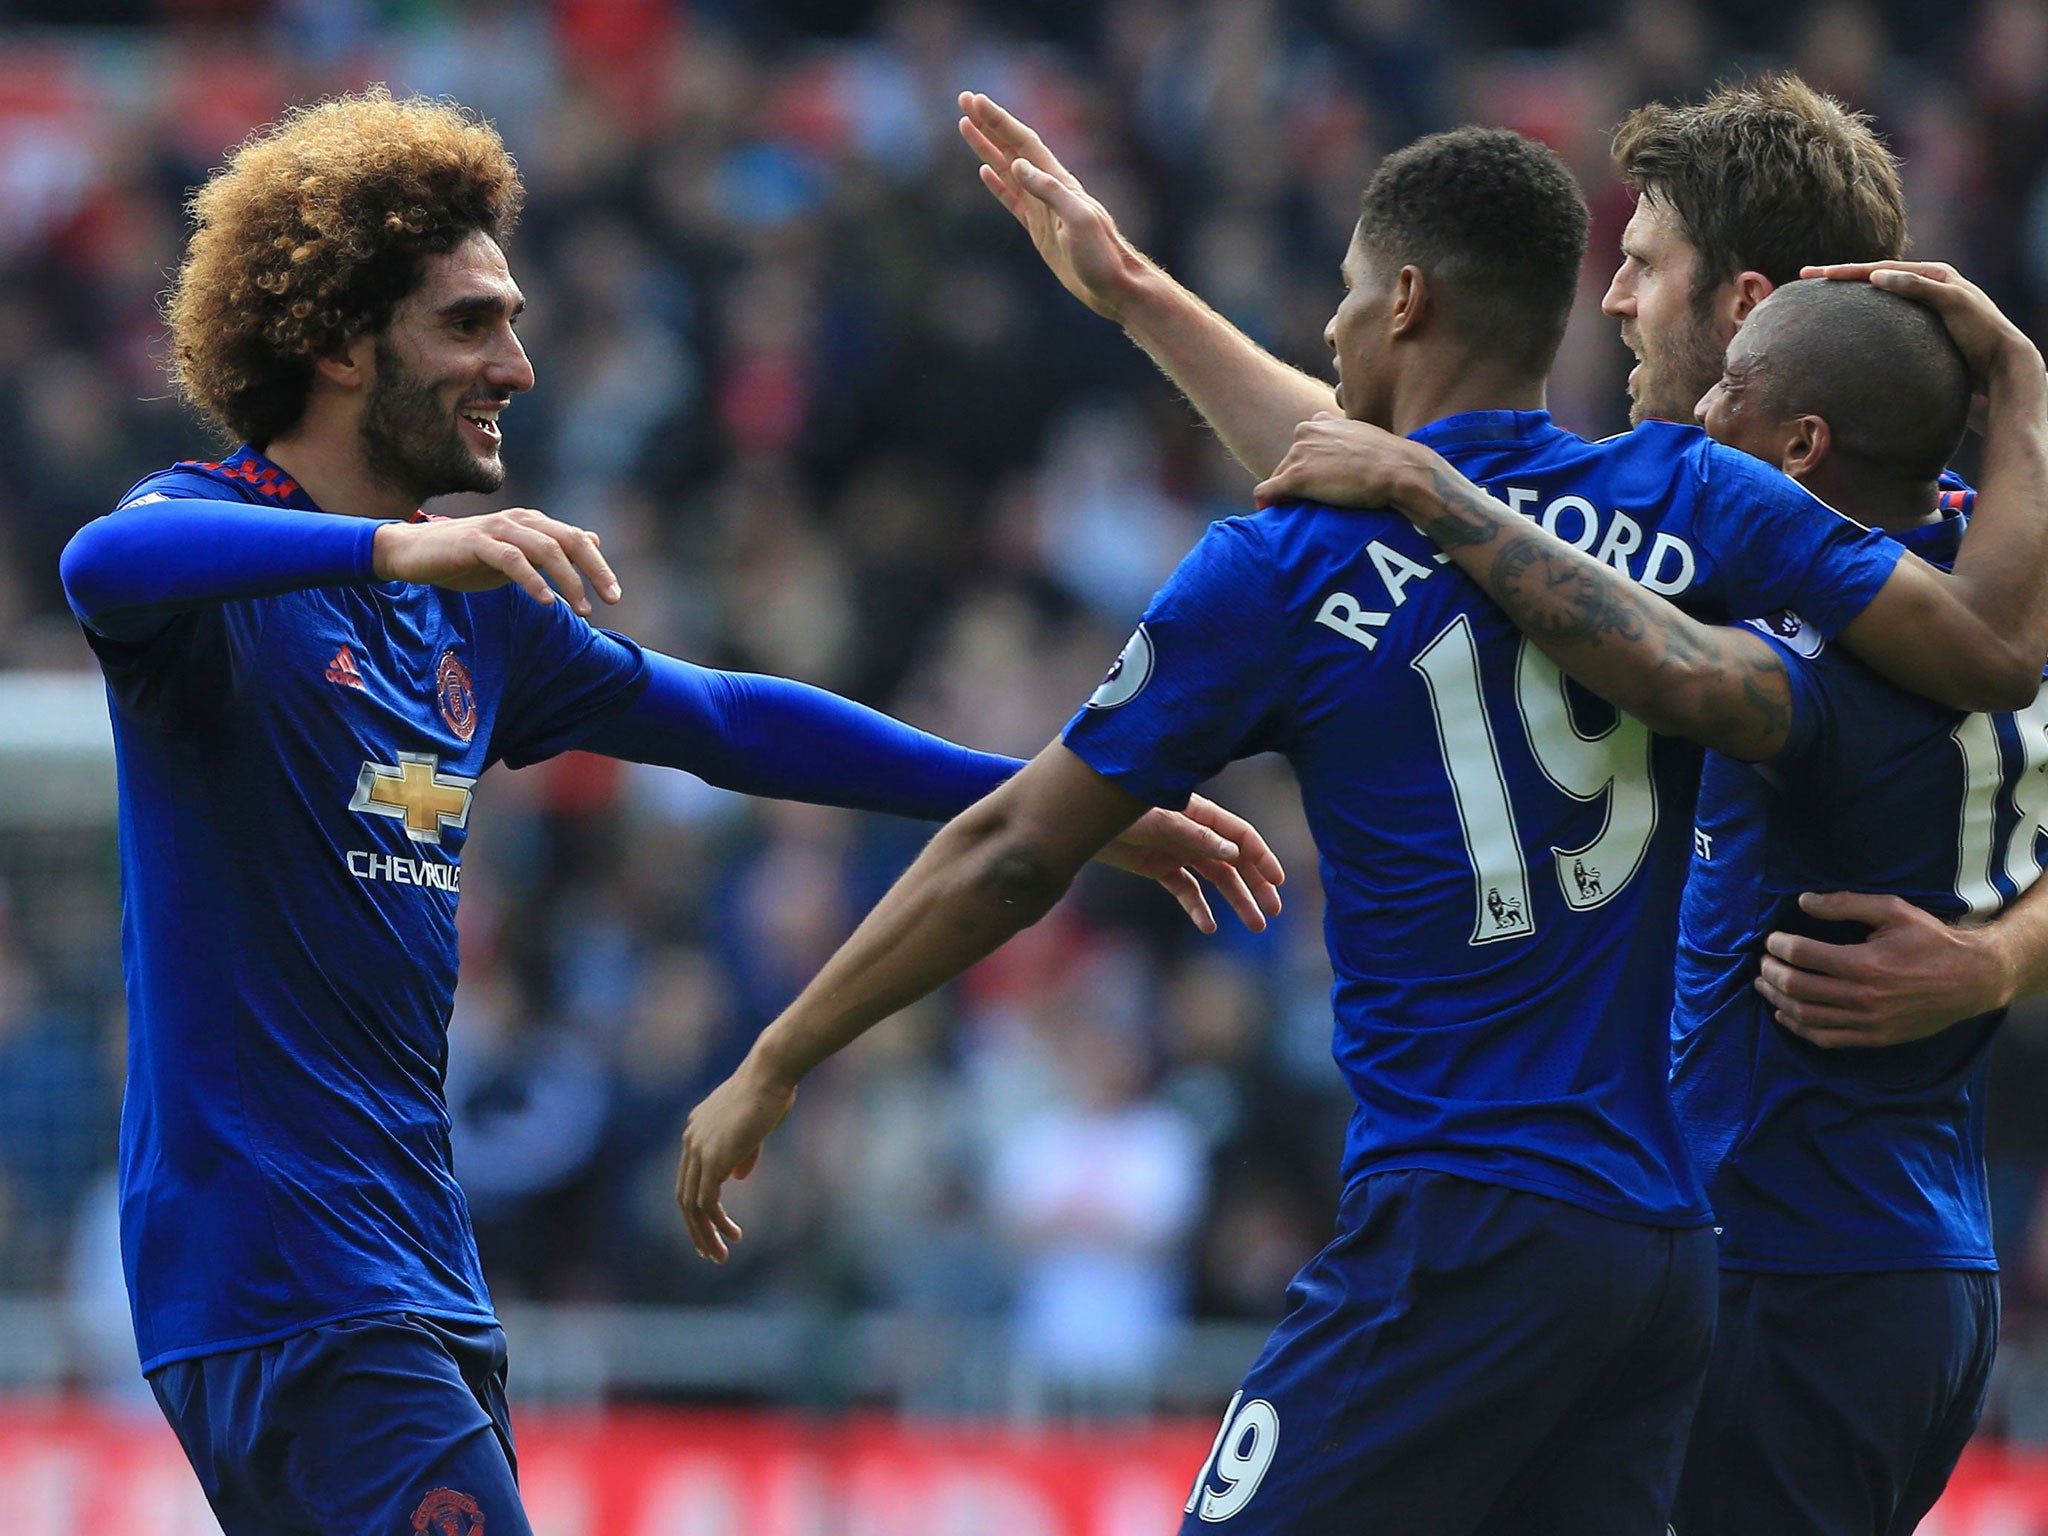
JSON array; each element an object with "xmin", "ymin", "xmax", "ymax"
[{"xmin": 6, "ymin": 0, "xmax": 2048, "ymax": 1441}]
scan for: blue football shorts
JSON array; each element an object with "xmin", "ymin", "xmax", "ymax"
[
  {"xmin": 1178, "ymin": 1168, "xmax": 1718, "ymax": 1535},
  {"xmin": 1670, "ymin": 1265, "xmax": 1998, "ymax": 1536},
  {"xmin": 148, "ymin": 1310, "xmax": 531, "ymax": 1536}
]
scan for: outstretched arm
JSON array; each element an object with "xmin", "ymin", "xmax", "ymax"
[
  {"xmin": 61, "ymin": 496, "xmax": 618, "ymax": 641},
  {"xmin": 583, "ymin": 654, "xmax": 1283, "ymax": 934},
  {"xmin": 582, "ymin": 654, "xmax": 1020, "ymax": 819},
  {"xmin": 1809, "ymin": 263, "xmax": 2048, "ymax": 713},
  {"xmin": 959, "ymin": 92, "xmax": 1334, "ymax": 478},
  {"xmin": 1256, "ymin": 421, "xmax": 1795, "ymax": 759},
  {"xmin": 675, "ymin": 743, "xmax": 1146, "ymax": 1261},
  {"xmin": 1756, "ymin": 883, "xmax": 2048, "ymax": 1047}
]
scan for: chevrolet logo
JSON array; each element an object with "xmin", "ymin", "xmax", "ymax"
[{"xmin": 349, "ymin": 753, "xmax": 476, "ymax": 844}]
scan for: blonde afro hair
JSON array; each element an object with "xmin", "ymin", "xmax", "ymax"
[{"xmin": 166, "ymin": 88, "xmax": 523, "ymax": 447}]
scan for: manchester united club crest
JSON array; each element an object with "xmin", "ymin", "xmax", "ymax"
[
  {"xmin": 412, "ymin": 1487, "xmax": 484, "ymax": 1535},
  {"xmin": 437, "ymin": 650, "xmax": 477, "ymax": 742}
]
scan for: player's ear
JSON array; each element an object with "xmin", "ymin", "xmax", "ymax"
[
  {"xmin": 1389, "ymin": 265, "xmax": 1430, "ymax": 338},
  {"xmin": 1727, "ymin": 271, "xmax": 1774, "ymax": 329},
  {"xmin": 1782, "ymin": 413, "xmax": 1833, "ymax": 479},
  {"xmin": 312, "ymin": 333, "xmax": 377, "ymax": 391}
]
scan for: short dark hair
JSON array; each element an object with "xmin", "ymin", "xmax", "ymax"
[
  {"xmin": 1356, "ymin": 127, "xmax": 1589, "ymax": 372},
  {"xmin": 1613, "ymin": 74, "xmax": 1904, "ymax": 295},
  {"xmin": 1747, "ymin": 280, "xmax": 1968, "ymax": 482},
  {"xmin": 168, "ymin": 88, "xmax": 522, "ymax": 449}
]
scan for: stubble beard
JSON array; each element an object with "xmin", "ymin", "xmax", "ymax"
[
  {"xmin": 358, "ymin": 337, "xmax": 505, "ymax": 505},
  {"xmin": 1628, "ymin": 299, "xmax": 1728, "ymax": 428}
]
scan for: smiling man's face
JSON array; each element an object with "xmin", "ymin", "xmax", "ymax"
[
  {"xmin": 355, "ymin": 230, "xmax": 534, "ymax": 504},
  {"xmin": 1693, "ymin": 319, "xmax": 1795, "ymax": 468}
]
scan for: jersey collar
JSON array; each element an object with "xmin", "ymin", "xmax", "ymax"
[
  {"xmin": 1895, "ymin": 508, "xmax": 1964, "ymax": 568},
  {"xmin": 219, "ymin": 446, "xmax": 436, "ymax": 521},
  {"xmin": 1408, "ymin": 409, "xmax": 1560, "ymax": 450},
  {"xmin": 207, "ymin": 446, "xmax": 324, "ymax": 512}
]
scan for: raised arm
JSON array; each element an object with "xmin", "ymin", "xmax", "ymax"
[
  {"xmin": 674, "ymin": 743, "xmax": 1148, "ymax": 1261},
  {"xmin": 1812, "ymin": 263, "xmax": 2048, "ymax": 713},
  {"xmin": 1255, "ymin": 420, "xmax": 1795, "ymax": 760},
  {"xmin": 959, "ymin": 92, "xmax": 1334, "ymax": 478}
]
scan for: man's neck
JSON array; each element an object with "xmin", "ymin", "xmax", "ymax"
[
  {"xmin": 1798, "ymin": 466, "xmax": 1944, "ymax": 537},
  {"xmin": 262, "ymin": 428, "xmax": 417, "ymax": 522},
  {"xmin": 1387, "ymin": 362, "xmax": 1548, "ymax": 439}
]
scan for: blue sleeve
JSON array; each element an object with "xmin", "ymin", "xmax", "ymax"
[
  {"xmin": 575, "ymin": 651, "xmax": 1023, "ymax": 819},
  {"xmin": 1062, "ymin": 517, "xmax": 1293, "ymax": 808},
  {"xmin": 1685, "ymin": 441, "xmax": 1902, "ymax": 635},
  {"xmin": 61, "ymin": 492, "xmax": 382, "ymax": 642},
  {"xmin": 1741, "ymin": 619, "xmax": 1833, "ymax": 764},
  {"xmin": 490, "ymin": 593, "xmax": 654, "ymax": 769}
]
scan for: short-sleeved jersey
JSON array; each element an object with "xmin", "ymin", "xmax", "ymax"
[
  {"xmin": 1674, "ymin": 500, "xmax": 2025, "ymax": 1272},
  {"xmin": 91, "ymin": 448, "xmax": 650, "ymax": 1370},
  {"xmin": 1064, "ymin": 410, "xmax": 1902, "ymax": 1225}
]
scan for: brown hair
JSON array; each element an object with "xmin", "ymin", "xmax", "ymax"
[
  {"xmin": 1612, "ymin": 74, "xmax": 1904, "ymax": 296},
  {"xmin": 166, "ymin": 88, "xmax": 522, "ymax": 448}
]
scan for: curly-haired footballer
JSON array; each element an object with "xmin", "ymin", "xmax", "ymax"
[
  {"xmin": 58, "ymin": 90, "xmax": 1280, "ymax": 1536},
  {"xmin": 166, "ymin": 89, "xmax": 523, "ymax": 455}
]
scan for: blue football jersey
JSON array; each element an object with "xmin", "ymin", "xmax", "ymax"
[
  {"xmin": 89, "ymin": 448, "xmax": 649, "ymax": 1370},
  {"xmin": 1674, "ymin": 497, "xmax": 2021, "ymax": 1272},
  {"xmin": 1065, "ymin": 410, "xmax": 1902, "ymax": 1225}
]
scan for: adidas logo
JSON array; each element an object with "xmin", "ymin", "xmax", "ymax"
[{"xmin": 325, "ymin": 646, "xmax": 367, "ymax": 691}]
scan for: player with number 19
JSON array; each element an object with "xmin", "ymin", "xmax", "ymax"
[
  {"xmin": 675, "ymin": 129, "xmax": 2048, "ymax": 1533},
  {"xmin": 1258, "ymin": 264, "xmax": 2048, "ymax": 1533},
  {"xmin": 962, "ymin": 77, "xmax": 2048, "ymax": 1533}
]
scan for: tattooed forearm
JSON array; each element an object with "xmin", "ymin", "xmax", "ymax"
[
  {"xmin": 1411, "ymin": 466, "xmax": 1510, "ymax": 548},
  {"xmin": 1734, "ymin": 651, "xmax": 1794, "ymax": 747},
  {"xmin": 1393, "ymin": 455, "xmax": 1793, "ymax": 760},
  {"xmin": 1485, "ymin": 532, "xmax": 1790, "ymax": 756},
  {"xmin": 1492, "ymin": 536, "xmax": 1649, "ymax": 645}
]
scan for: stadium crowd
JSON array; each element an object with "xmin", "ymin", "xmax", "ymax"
[{"xmin": 8, "ymin": 0, "xmax": 2048, "ymax": 1434}]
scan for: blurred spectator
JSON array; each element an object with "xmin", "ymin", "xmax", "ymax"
[
  {"xmin": 447, "ymin": 973, "xmax": 615, "ymax": 1300},
  {"xmin": 987, "ymin": 1007, "xmax": 1205, "ymax": 1416},
  {"xmin": 1156, "ymin": 951, "xmax": 1334, "ymax": 1319}
]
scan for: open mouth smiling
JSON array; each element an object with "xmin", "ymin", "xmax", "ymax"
[{"xmin": 460, "ymin": 406, "xmax": 503, "ymax": 445}]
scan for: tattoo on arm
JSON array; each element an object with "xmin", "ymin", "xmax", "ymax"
[
  {"xmin": 1492, "ymin": 536, "xmax": 1647, "ymax": 645},
  {"xmin": 1411, "ymin": 464, "xmax": 1508, "ymax": 548},
  {"xmin": 1409, "ymin": 465, "xmax": 1793, "ymax": 756}
]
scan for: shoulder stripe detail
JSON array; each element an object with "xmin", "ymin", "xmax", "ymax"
[{"xmin": 180, "ymin": 458, "xmax": 303, "ymax": 501}]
